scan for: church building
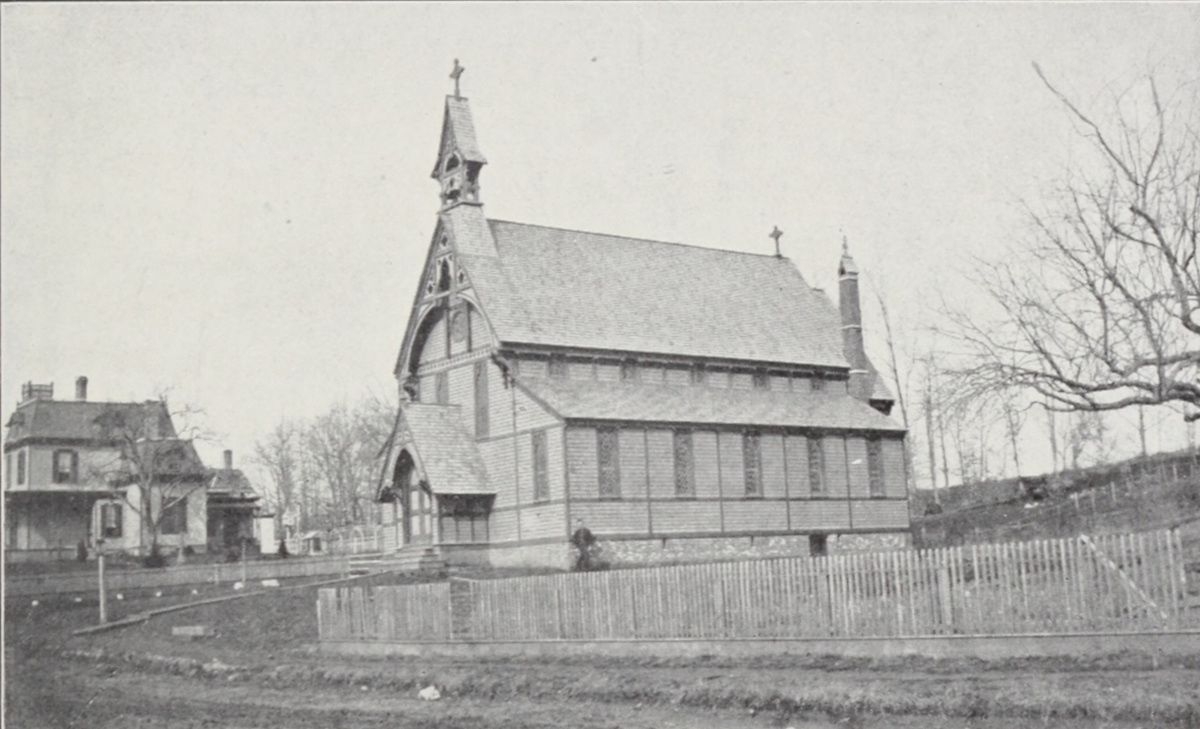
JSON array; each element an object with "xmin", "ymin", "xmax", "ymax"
[{"xmin": 377, "ymin": 69, "xmax": 910, "ymax": 570}]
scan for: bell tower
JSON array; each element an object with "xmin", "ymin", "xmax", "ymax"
[{"xmin": 432, "ymin": 59, "xmax": 487, "ymax": 210}]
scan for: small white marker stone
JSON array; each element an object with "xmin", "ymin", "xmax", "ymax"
[
  {"xmin": 116, "ymin": 594, "xmax": 124, "ymax": 600},
  {"xmin": 155, "ymin": 591, "xmax": 163, "ymax": 598},
  {"xmin": 191, "ymin": 589, "xmax": 199, "ymax": 595},
  {"xmin": 232, "ymin": 581, "xmax": 245, "ymax": 591},
  {"xmin": 74, "ymin": 597, "xmax": 83, "ymax": 603},
  {"xmin": 31, "ymin": 600, "xmax": 38, "ymax": 607},
  {"xmin": 261, "ymin": 579, "xmax": 280, "ymax": 588}
]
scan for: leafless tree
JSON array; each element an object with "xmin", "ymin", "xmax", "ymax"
[
  {"xmin": 90, "ymin": 397, "xmax": 212, "ymax": 558},
  {"xmin": 253, "ymin": 419, "xmax": 301, "ymax": 524},
  {"xmin": 945, "ymin": 66, "xmax": 1199, "ymax": 422}
]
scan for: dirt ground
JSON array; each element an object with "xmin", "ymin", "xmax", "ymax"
[{"xmin": 6, "ymin": 579, "xmax": 1199, "ymax": 728}]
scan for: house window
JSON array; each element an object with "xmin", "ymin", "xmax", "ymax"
[
  {"xmin": 160, "ymin": 498, "xmax": 187, "ymax": 535},
  {"xmin": 53, "ymin": 450, "xmax": 79, "ymax": 484},
  {"xmin": 548, "ymin": 356, "xmax": 567, "ymax": 379},
  {"xmin": 435, "ymin": 371, "xmax": 449, "ymax": 405},
  {"xmin": 743, "ymin": 431, "xmax": 762, "ymax": 497},
  {"xmin": 532, "ymin": 430, "xmax": 549, "ymax": 502},
  {"xmin": 101, "ymin": 502, "xmax": 123, "ymax": 539},
  {"xmin": 620, "ymin": 360, "xmax": 639, "ymax": 382},
  {"xmin": 868, "ymin": 438, "xmax": 885, "ymax": 497},
  {"xmin": 597, "ymin": 428, "xmax": 620, "ymax": 498},
  {"xmin": 474, "ymin": 361, "xmax": 489, "ymax": 437},
  {"xmin": 752, "ymin": 370, "xmax": 769, "ymax": 390},
  {"xmin": 811, "ymin": 376, "xmax": 825, "ymax": 392},
  {"xmin": 809, "ymin": 534, "xmax": 828, "ymax": 557},
  {"xmin": 16, "ymin": 451, "xmax": 25, "ymax": 485},
  {"xmin": 690, "ymin": 364, "xmax": 707, "ymax": 385},
  {"xmin": 673, "ymin": 430, "xmax": 694, "ymax": 497},
  {"xmin": 808, "ymin": 437, "xmax": 825, "ymax": 496},
  {"xmin": 5, "ymin": 454, "xmax": 10, "ymax": 487}
]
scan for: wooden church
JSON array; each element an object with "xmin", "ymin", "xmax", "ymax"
[{"xmin": 377, "ymin": 68, "xmax": 910, "ymax": 570}]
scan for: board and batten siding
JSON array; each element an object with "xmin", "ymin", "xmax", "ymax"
[
  {"xmin": 563, "ymin": 426, "xmax": 909, "ymax": 539},
  {"xmin": 845, "ymin": 436, "xmax": 871, "ymax": 499},
  {"xmin": 645, "ymin": 429, "xmax": 675, "ymax": 498},
  {"xmin": 882, "ymin": 437, "xmax": 907, "ymax": 498},
  {"xmin": 849, "ymin": 499, "xmax": 910, "ymax": 530},
  {"xmin": 760, "ymin": 433, "xmax": 786, "ymax": 499}
]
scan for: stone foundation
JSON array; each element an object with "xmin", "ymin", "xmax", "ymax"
[
  {"xmin": 601, "ymin": 532, "xmax": 911, "ymax": 566},
  {"xmin": 487, "ymin": 542, "xmax": 573, "ymax": 571}
]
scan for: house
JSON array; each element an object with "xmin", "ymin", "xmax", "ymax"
[
  {"xmin": 375, "ymin": 76, "xmax": 909, "ymax": 570},
  {"xmin": 206, "ymin": 449, "xmax": 261, "ymax": 554},
  {"xmin": 2, "ymin": 378, "xmax": 232, "ymax": 562}
]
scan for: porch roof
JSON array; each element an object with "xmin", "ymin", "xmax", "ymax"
[{"xmin": 401, "ymin": 404, "xmax": 493, "ymax": 495}]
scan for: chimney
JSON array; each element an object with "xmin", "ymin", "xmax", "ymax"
[
  {"xmin": 75, "ymin": 376, "xmax": 88, "ymax": 401},
  {"xmin": 224, "ymin": 449, "xmax": 233, "ymax": 470},
  {"xmin": 838, "ymin": 238, "xmax": 870, "ymax": 402}
]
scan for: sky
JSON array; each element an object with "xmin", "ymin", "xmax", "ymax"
[{"xmin": 3, "ymin": 3, "xmax": 1198, "ymax": 486}]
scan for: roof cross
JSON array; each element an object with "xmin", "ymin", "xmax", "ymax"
[
  {"xmin": 770, "ymin": 226, "xmax": 783, "ymax": 257},
  {"xmin": 450, "ymin": 59, "xmax": 465, "ymax": 98}
]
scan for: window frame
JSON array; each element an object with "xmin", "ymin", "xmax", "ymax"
[
  {"xmin": 435, "ymin": 371, "xmax": 450, "ymax": 405},
  {"xmin": 807, "ymin": 435, "xmax": 826, "ymax": 497},
  {"xmin": 16, "ymin": 450, "xmax": 25, "ymax": 485},
  {"xmin": 743, "ymin": 430, "xmax": 763, "ymax": 497},
  {"xmin": 548, "ymin": 355, "xmax": 568, "ymax": 379},
  {"xmin": 160, "ymin": 497, "xmax": 188, "ymax": 536},
  {"xmin": 52, "ymin": 449, "xmax": 79, "ymax": 484},
  {"xmin": 867, "ymin": 437, "xmax": 886, "ymax": 498},
  {"xmin": 101, "ymin": 502, "xmax": 123, "ymax": 539},
  {"xmin": 673, "ymin": 429, "xmax": 695, "ymax": 498},
  {"xmin": 473, "ymin": 360, "xmax": 489, "ymax": 438},
  {"xmin": 596, "ymin": 427, "xmax": 621, "ymax": 499},
  {"xmin": 531, "ymin": 429, "xmax": 550, "ymax": 502}
]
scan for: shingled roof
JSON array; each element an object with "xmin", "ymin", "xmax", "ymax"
[
  {"xmin": 4, "ymin": 399, "xmax": 176, "ymax": 449},
  {"xmin": 458, "ymin": 221, "xmax": 850, "ymax": 368},
  {"xmin": 519, "ymin": 377, "xmax": 904, "ymax": 433},
  {"xmin": 431, "ymin": 96, "xmax": 487, "ymax": 176},
  {"xmin": 401, "ymin": 404, "xmax": 493, "ymax": 495}
]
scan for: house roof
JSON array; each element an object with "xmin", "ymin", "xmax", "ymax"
[
  {"xmin": 208, "ymin": 468, "xmax": 259, "ymax": 500},
  {"xmin": 4, "ymin": 399, "xmax": 176, "ymax": 449},
  {"xmin": 401, "ymin": 404, "xmax": 493, "ymax": 495},
  {"xmin": 459, "ymin": 221, "xmax": 851, "ymax": 369},
  {"xmin": 520, "ymin": 377, "xmax": 905, "ymax": 433}
]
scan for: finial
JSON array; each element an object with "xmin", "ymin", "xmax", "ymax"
[
  {"xmin": 450, "ymin": 59, "xmax": 465, "ymax": 98},
  {"xmin": 770, "ymin": 226, "xmax": 783, "ymax": 258},
  {"xmin": 842, "ymin": 234, "xmax": 849, "ymax": 254}
]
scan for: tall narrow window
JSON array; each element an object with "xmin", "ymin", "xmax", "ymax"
[
  {"xmin": 808, "ymin": 436, "xmax": 825, "ymax": 496},
  {"xmin": 16, "ymin": 451, "xmax": 25, "ymax": 485},
  {"xmin": 752, "ymin": 370, "xmax": 769, "ymax": 390},
  {"xmin": 435, "ymin": 371, "xmax": 449, "ymax": 405},
  {"xmin": 620, "ymin": 360, "xmax": 639, "ymax": 382},
  {"xmin": 673, "ymin": 430, "xmax": 694, "ymax": 497},
  {"xmin": 53, "ymin": 450, "xmax": 78, "ymax": 484},
  {"xmin": 101, "ymin": 502, "xmax": 123, "ymax": 539},
  {"xmin": 532, "ymin": 430, "xmax": 549, "ymax": 501},
  {"xmin": 597, "ymin": 428, "xmax": 620, "ymax": 498},
  {"xmin": 690, "ymin": 363, "xmax": 707, "ymax": 385},
  {"xmin": 474, "ymin": 361, "xmax": 489, "ymax": 438},
  {"xmin": 548, "ymin": 355, "xmax": 568, "ymax": 379},
  {"xmin": 161, "ymin": 498, "xmax": 188, "ymax": 535},
  {"xmin": 743, "ymin": 431, "xmax": 762, "ymax": 497},
  {"xmin": 5, "ymin": 454, "xmax": 11, "ymax": 488},
  {"xmin": 867, "ymin": 438, "xmax": 885, "ymax": 497}
]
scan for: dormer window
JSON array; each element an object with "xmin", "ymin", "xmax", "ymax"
[{"xmin": 437, "ymin": 259, "xmax": 452, "ymax": 292}]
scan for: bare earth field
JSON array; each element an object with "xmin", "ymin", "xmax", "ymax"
[{"xmin": 6, "ymin": 577, "xmax": 1199, "ymax": 728}]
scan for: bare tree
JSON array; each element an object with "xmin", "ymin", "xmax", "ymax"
[
  {"xmin": 253, "ymin": 419, "xmax": 301, "ymax": 525},
  {"xmin": 945, "ymin": 67, "xmax": 1199, "ymax": 422},
  {"xmin": 91, "ymin": 398, "xmax": 212, "ymax": 560},
  {"xmin": 873, "ymin": 289, "xmax": 917, "ymax": 493}
]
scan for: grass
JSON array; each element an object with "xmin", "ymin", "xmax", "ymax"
[{"xmin": 9, "ymin": 579, "xmax": 1197, "ymax": 726}]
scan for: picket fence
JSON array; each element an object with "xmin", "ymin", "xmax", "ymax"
[{"xmin": 317, "ymin": 528, "xmax": 1193, "ymax": 643}]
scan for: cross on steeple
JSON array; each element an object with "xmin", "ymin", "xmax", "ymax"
[
  {"xmin": 770, "ymin": 226, "xmax": 783, "ymax": 257},
  {"xmin": 450, "ymin": 59, "xmax": 465, "ymax": 98}
]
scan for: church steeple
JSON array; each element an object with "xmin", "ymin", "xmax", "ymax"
[{"xmin": 432, "ymin": 60, "xmax": 487, "ymax": 210}]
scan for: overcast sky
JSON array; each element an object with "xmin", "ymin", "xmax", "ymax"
[{"xmin": 3, "ymin": 3, "xmax": 1197, "ymax": 481}]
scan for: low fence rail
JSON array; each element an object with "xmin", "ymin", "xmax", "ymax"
[
  {"xmin": 319, "ymin": 528, "xmax": 1192, "ymax": 643},
  {"xmin": 8, "ymin": 555, "xmax": 352, "ymax": 597}
]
